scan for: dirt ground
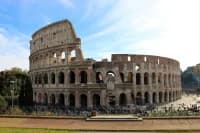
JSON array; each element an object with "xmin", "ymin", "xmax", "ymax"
[{"xmin": 0, "ymin": 117, "xmax": 200, "ymax": 131}]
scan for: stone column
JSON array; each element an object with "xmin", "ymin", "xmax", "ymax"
[
  {"xmin": 126, "ymin": 91, "xmax": 132, "ymax": 105},
  {"xmin": 100, "ymin": 90, "xmax": 106, "ymax": 106},
  {"xmin": 87, "ymin": 91, "xmax": 92, "ymax": 108},
  {"xmin": 55, "ymin": 71, "xmax": 58, "ymax": 86},
  {"xmin": 65, "ymin": 93, "xmax": 69, "ymax": 106},
  {"xmin": 149, "ymin": 92, "xmax": 153, "ymax": 104},
  {"xmin": 55, "ymin": 93, "xmax": 59, "ymax": 105},
  {"xmin": 75, "ymin": 69, "xmax": 79, "ymax": 84},
  {"xmin": 75, "ymin": 91, "xmax": 80, "ymax": 108},
  {"xmin": 65, "ymin": 70, "xmax": 69, "ymax": 86}
]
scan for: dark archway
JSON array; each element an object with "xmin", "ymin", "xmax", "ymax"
[
  {"xmin": 38, "ymin": 93, "xmax": 42, "ymax": 104},
  {"xmin": 164, "ymin": 92, "xmax": 167, "ymax": 102},
  {"xmin": 69, "ymin": 71, "xmax": 75, "ymax": 84},
  {"xmin": 164, "ymin": 74, "xmax": 167, "ymax": 87},
  {"xmin": 152, "ymin": 72, "xmax": 156, "ymax": 84},
  {"xmin": 169, "ymin": 91, "xmax": 172, "ymax": 102},
  {"xmin": 43, "ymin": 93, "xmax": 48, "ymax": 105},
  {"xmin": 136, "ymin": 92, "xmax": 142, "ymax": 105},
  {"xmin": 153, "ymin": 92, "xmax": 157, "ymax": 104},
  {"xmin": 35, "ymin": 74, "xmax": 38, "ymax": 84},
  {"xmin": 59, "ymin": 72, "xmax": 65, "ymax": 84},
  {"xmin": 136, "ymin": 73, "xmax": 141, "ymax": 85},
  {"xmin": 119, "ymin": 93, "xmax": 127, "ymax": 106},
  {"xmin": 80, "ymin": 71, "xmax": 87, "ymax": 84},
  {"xmin": 144, "ymin": 92, "xmax": 149, "ymax": 104},
  {"xmin": 96, "ymin": 72, "xmax": 103, "ymax": 83},
  {"xmin": 80, "ymin": 94, "xmax": 87, "ymax": 108},
  {"xmin": 38, "ymin": 74, "xmax": 42, "ymax": 84},
  {"xmin": 120, "ymin": 72, "xmax": 124, "ymax": 83},
  {"xmin": 44, "ymin": 73, "xmax": 48, "ymax": 84},
  {"xmin": 159, "ymin": 92, "xmax": 163, "ymax": 104},
  {"xmin": 158, "ymin": 73, "xmax": 162, "ymax": 84},
  {"xmin": 51, "ymin": 72, "xmax": 55, "ymax": 84},
  {"xmin": 144, "ymin": 72, "xmax": 149, "ymax": 85},
  {"xmin": 127, "ymin": 72, "xmax": 133, "ymax": 83},
  {"xmin": 59, "ymin": 93, "xmax": 65, "ymax": 106},
  {"xmin": 69, "ymin": 94, "xmax": 75, "ymax": 107},
  {"xmin": 93, "ymin": 94, "xmax": 100, "ymax": 107},
  {"xmin": 50, "ymin": 94, "xmax": 55, "ymax": 105}
]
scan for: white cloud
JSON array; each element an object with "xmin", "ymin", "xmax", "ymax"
[
  {"xmin": 58, "ymin": 0, "xmax": 74, "ymax": 8},
  {"xmin": 83, "ymin": 0, "xmax": 200, "ymax": 71},
  {"xmin": 0, "ymin": 28, "xmax": 29, "ymax": 71},
  {"xmin": 131, "ymin": 0, "xmax": 200, "ymax": 70}
]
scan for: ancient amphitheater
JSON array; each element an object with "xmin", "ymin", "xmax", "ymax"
[{"xmin": 29, "ymin": 19, "xmax": 182, "ymax": 109}]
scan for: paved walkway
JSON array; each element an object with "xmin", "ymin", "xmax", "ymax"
[{"xmin": 0, "ymin": 117, "xmax": 200, "ymax": 131}]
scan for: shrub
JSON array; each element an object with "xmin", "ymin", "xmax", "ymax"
[{"xmin": 0, "ymin": 95, "xmax": 7, "ymax": 112}]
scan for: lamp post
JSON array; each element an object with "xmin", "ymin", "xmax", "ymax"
[{"xmin": 10, "ymin": 80, "xmax": 15, "ymax": 111}]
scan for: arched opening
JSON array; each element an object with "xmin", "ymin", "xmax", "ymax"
[
  {"xmin": 144, "ymin": 72, "xmax": 149, "ymax": 85},
  {"xmin": 69, "ymin": 94, "xmax": 75, "ymax": 107},
  {"xmin": 144, "ymin": 92, "xmax": 149, "ymax": 104},
  {"xmin": 135, "ymin": 65, "xmax": 140, "ymax": 71},
  {"xmin": 168, "ymin": 74, "xmax": 171, "ymax": 87},
  {"xmin": 80, "ymin": 71, "xmax": 87, "ymax": 84},
  {"xmin": 119, "ymin": 93, "xmax": 127, "ymax": 106},
  {"xmin": 136, "ymin": 92, "xmax": 142, "ymax": 105},
  {"xmin": 61, "ymin": 51, "xmax": 66, "ymax": 60},
  {"xmin": 152, "ymin": 92, "xmax": 156, "ymax": 104},
  {"xmin": 59, "ymin": 93, "xmax": 65, "ymax": 106},
  {"xmin": 69, "ymin": 71, "xmax": 75, "ymax": 84},
  {"xmin": 38, "ymin": 93, "xmax": 42, "ymax": 104},
  {"xmin": 159, "ymin": 92, "xmax": 162, "ymax": 104},
  {"xmin": 44, "ymin": 73, "xmax": 48, "ymax": 84},
  {"xmin": 50, "ymin": 94, "xmax": 55, "ymax": 105},
  {"xmin": 51, "ymin": 72, "xmax": 55, "ymax": 84},
  {"xmin": 152, "ymin": 72, "xmax": 156, "ymax": 84},
  {"xmin": 38, "ymin": 74, "xmax": 42, "ymax": 84},
  {"xmin": 136, "ymin": 73, "xmax": 141, "ymax": 85},
  {"xmin": 106, "ymin": 71, "xmax": 115, "ymax": 83},
  {"xmin": 80, "ymin": 94, "xmax": 87, "ymax": 108},
  {"xmin": 120, "ymin": 72, "xmax": 124, "ymax": 83},
  {"xmin": 93, "ymin": 94, "xmax": 100, "ymax": 107},
  {"xmin": 59, "ymin": 72, "xmax": 65, "ymax": 84},
  {"xmin": 164, "ymin": 92, "xmax": 167, "ymax": 102},
  {"xmin": 164, "ymin": 74, "xmax": 167, "ymax": 87},
  {"xmin": 169, "ymin": 92, "xmax": 172, "ymax": 102},
  {"xmin": 70, "ymin": 50, "xmax": 76, "ymax": 61},
  {"xmin": 107, "ymin": 71, "xmax": 115, "ymax": 77},
  {"xmin": 35, "ymin": 74, "xmax": 38, "ymax": 84},
  {"xmin": 127, "ymin": 72, "xmax": 133, "ymax": 83},
  {"xmin": 96, "ymin": 72, "xmax": 103, "ymax": 83},
  {"xmin": 158, "ymin": 73, "xmax": 162, "ymax": 84},
  {"xmin": 43, "ymin": 93, "xmax": 48, "ymax": 105}
]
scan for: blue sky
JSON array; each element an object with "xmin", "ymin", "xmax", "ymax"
[{"xmin": 0, "ymin": 0, "xmax": 199, "ymax": 71}]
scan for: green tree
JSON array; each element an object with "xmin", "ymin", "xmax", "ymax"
[{"xmin": 0, "ymin": 95, "xmax": 7, "ymax": 112}]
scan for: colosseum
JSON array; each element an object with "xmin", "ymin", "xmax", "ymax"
[{"xmin": 29, "ymin": 19, "xmax": 182, "ymax": 109}]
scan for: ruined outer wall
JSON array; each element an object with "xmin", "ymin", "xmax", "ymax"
[{"xmin": 29, "ymin": 19, "xmax": 182, "ymax": 108}]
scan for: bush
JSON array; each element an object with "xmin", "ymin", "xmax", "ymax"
[{"xmin": 0, "ymin": 95, "xmax": 7, "ymax": 112}]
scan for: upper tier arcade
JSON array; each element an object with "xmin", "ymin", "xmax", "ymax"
[{"xmin": 30, "ymin": 19, "xmax": 81, "ymax": 55}]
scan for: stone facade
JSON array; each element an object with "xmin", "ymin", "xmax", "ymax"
[{"xmin": 29, "ymin": 19, "xmax": 182, "ymax": 108}]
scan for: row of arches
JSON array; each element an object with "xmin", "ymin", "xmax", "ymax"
[
  {"xmin": 34, "ymin": 70, "xmax": 87, "ymax": 85},
  {"xmin": 36, "ymin": 90, "xmax": 180, "ymax": 107},
  {"xmin": 36, "ymin": 93, "xmax": 101, "ymax": 108},
  {"xmin": 34, "ymin": 70, "xmax": 180, "ymax": 88}
]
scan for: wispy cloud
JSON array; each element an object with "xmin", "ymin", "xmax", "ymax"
[
  {"xmin": 58, "ymin": 0, "xmax": 74, "ymax": 9},
  {"xmin": 0, "ymin": 28, "xmax": 29, "ymax": 71},
  {"xmin": 83, "ymin": 0, "xmax": 200, "ymax": 70}
]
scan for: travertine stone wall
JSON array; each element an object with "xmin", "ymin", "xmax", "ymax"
[{"xmin": 29, "ymin": 19, "xmax": 182, "ymax": 108}]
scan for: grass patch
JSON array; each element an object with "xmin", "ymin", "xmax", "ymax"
[{"xmin": 0, "ymin": 127, "xmax": 73, "ymax": 133}]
